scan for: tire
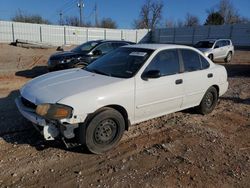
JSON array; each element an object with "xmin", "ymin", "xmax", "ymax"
[
  {"xmin": 208, "ymin": 54, "xmax": 213, "ymax": 61},
  {"xmin": 79, "ymin": 108, "xmax": 125, "ymax": 154},
  {"xmin": 197, "ymin": 87, "xmax": 218, "ymax": 115},
  {"xmin": 224, "ymin": 52, "xmax": 232, "ymax": 63}
]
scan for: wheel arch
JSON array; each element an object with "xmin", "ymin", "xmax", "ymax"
[
  {"xmin": 212, "ymin": 85, "xmax": 219, "ymax": 97},
  {"xmin": 105, "ymin": 105, "xmax": 130, "ymax": 131},
  {"xmin": 84, "ymin": 105, "xmax": 130, "ymax": 131}
]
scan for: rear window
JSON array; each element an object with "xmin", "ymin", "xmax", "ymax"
[
  {"xmin": 181, "ymin": 49, "xmax": 202, "ymax": 72},
  {"xmin": 112, "ymin": 42, "xmax": 129, "ymax": 48},
  {"xmin": 195, "ymin": 41, "xmax": 214, "ymax": 48}
]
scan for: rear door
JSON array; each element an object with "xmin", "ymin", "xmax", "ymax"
[
  {"xmin": 135, "ymin": 49, "xmax": 184, "ymax": 122},
  {"xmin": 180, "ymin": 49, "xmax": 211, "ymax": 108}
]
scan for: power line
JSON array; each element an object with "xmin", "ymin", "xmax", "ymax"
[
  {"xmin": 59, "ymin": 0, "xmax": 75, "ymax": 12},
  {"xmin": 62, "ymin": 3, "xmax": 76, "ymax": 14}
]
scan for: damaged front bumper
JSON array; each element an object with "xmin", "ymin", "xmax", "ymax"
[{"xmin": 15, "ymin": 97, "xmax": 79, "ymax": 141}]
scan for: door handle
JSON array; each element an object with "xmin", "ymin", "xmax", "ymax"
[
  {"xmin": 207, "ymin": 73, "xmax": 213, "ymax": 78},
  {"xmin": 175, "ymin": 79, "xmax": 183, "ymax": 85}
]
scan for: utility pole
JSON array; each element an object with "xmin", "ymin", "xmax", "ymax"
[
  {"xmin": 59, "ymin": 11, "xmax": 63, "ymax": 25},
  {"xmin": 94, "ymin": 2, "xmax": 98, "ymax": 27},
  {"xmin": 77, "ymin": 0, "xmax": 84, "ymax": 26}
]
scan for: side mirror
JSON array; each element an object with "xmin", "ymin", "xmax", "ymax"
[
  {"xmin": 93, "ymin": 49, "xmax": 102, "ymax": 56},
  {"xmin": 142, "ymin": 70, "xmax": 161, "ymax": 80}
]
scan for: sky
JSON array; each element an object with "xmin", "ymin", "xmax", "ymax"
[{"xmin": 0, "ymin": 0, "xmax": 250, "ymax": 28}]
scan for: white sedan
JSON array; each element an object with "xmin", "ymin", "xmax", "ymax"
[{"xmin": 16, "ymin": 44, "xmax": 228, "ymax": 154}]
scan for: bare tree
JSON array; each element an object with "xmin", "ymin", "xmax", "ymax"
[
  {"xmin": 165, "ymin": 19, "xmax": 175, "ymax": 28},
  {"xmin": 218, "ymin": 0, "xmax": 249, "ymax": 24},
  {"xmin": 99, "ymin": 18, "xmax": 117, "ymax": 29},
  {"xmin": 176, "ymin": 20, "xmax": 184, "ymax": 28},
  {"xmin": 184, "ymin": 13, "xmax": 200, "ymax": 27},
  {"xmin": 63, "ymin": 16, "xmax": 80, "ymax": 26},
  {"xmin": 61, "ymin": 16, "xmax": 93, "ymax": 27},
  {"xmin": 134, "ymin": 0, "xmax": 164, "ymax": 29},
  {"xmin": 12, "ymin": 9, "xmax": 50, "ymax": 24}
]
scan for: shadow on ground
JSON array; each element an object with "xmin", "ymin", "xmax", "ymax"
[
  {"xmin": 220, "ymin": 97, "xmax": 250, "ymax": 105},
  {"xmin": 15, "ymin": 66, "xmax": 48, "ymax": 78},
  {"xmin": 223, "ymin": 63, "xmax": 250, "ymax": 77}
]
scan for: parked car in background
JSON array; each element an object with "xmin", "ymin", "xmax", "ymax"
[
  {"xmin": 195, "ymin": 39, "xmax": 234, "ymax": 63},
  {"xmin": 16, "ymin": 44, "xmax": 228, "ymax": 154},
  {"xmin": 48, "ymin": 40, "xmax": 135, "ymax": 71}
]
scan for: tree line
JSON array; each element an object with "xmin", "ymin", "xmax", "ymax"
[
  {"xmin": 11, "ymin": 9, "xmax": 118, "ymax": 29},
  {"xmin": 11, "ymin": 0, "xmax": 249, "ymax": 29},
  {"xmin": 140, "ymin": 0, "xmax": 249, "ymax": 29}
]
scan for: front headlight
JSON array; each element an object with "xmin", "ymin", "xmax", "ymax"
[
  {"xmin": 61, "ymin": 59, "xmax": 72, "ymax": 64},
  {"xmin": 36, "ymin": 104, "xmax": 73, "ymax": 120}
]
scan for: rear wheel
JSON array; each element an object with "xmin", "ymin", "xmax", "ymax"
[
  {"xmin": 80, "ymin": 108, "xmax": 125, "ymax": 154},
  {"xmin": 197, "ymin": 87, "xmax": 218, "ymax": 115},
  {"xmin": 224, "ymin": 52, "xmax": 232, "ymax": 63}
]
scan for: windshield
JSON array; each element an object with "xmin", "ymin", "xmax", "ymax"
[
  {"xmin": 85, "ymin": 47, "xmax": 154, "ymax": 78},
  {"xmin": 195, "ymin": 41, "xmax": 214, "ymax": 48},
  {"xmin": 71, "ymin": 41, "xmax": 99, "ymax": 53}
]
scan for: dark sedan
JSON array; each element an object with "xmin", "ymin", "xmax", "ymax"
[{"xmin": 48, "ymin": 40, "xmax": 135, "ymax": 71}]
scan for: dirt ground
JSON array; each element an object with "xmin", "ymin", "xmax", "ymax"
[{"xmin": 0, "ymin": 43, "xmax": 249, "ymax": 188}]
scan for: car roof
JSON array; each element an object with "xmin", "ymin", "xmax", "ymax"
[
  {"xmin": 97, "ymin": 40, "xmax": 134, "ymax": 44},
  {"xmin": 199, "ymin": 38, "xmax": 231, "ymax": 42},
  {"xmin": 123, "ymin": 43, "xmax": 196, "ymax": 50}
]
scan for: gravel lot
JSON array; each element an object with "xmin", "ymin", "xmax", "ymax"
[{"xmin": 0, "ymin": 43, "xmax": 249, "ymax": 188}]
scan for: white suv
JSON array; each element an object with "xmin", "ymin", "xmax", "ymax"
[
  {"xmin": 16, "ymin": 44, "xmax": 228, "ymax": 154},
  {"xmin": 195, "ymin": 39, "xmax": 234, "ymax": 63}
]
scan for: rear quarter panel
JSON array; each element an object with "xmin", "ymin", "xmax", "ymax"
[{"xmin": 208, "ymin": 64, "xmax": 228, "ymax": 96}]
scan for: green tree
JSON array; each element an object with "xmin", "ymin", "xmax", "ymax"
[
  {"xmin": 205, "ymin": 12, "xmax": 224, "ymax": 25},
  {"xmin": 99, "ymin": 18, "xmax": 117, "ymax": 29}
]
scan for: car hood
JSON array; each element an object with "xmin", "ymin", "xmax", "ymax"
[
  {"xmin": 50, "ymin": 51, "xmax": 86, "ymax": 60},
  {"xmin": 20, "ymin": 68, "xmax": 124, "ymax": 104}
]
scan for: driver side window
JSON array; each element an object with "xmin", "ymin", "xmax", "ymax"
[{"xmin": 145, "ymin": 49, "xmax": 180, "ymax": 76}]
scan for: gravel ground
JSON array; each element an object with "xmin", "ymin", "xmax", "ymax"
[{"xmin": 0, "ymin": 44, "xmax": 249, "ymax": 188}]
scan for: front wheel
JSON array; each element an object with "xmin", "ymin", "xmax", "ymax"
[
  {"xmin": 74, "ymin": 63, "xmax": 87, "ymax": 69},
  {"xmin": 80, "ymin": 108, "xmax": 125, "ymax": 154},
  {"xmin": 197, "ymin": 87, "xmax": 218, "ymax": 115},
  {"xmin": 208, "ymin": 54, "xmax": 214, "ymax": 61}
]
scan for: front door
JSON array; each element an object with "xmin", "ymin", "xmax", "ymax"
[{"xmin": 135, "ymin": 49, "xmax": 184, "ymax": 123}]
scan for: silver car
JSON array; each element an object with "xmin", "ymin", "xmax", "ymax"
[{"xmin": 195, "ymin": 39, "xmax": 234, "ymax": 63}]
